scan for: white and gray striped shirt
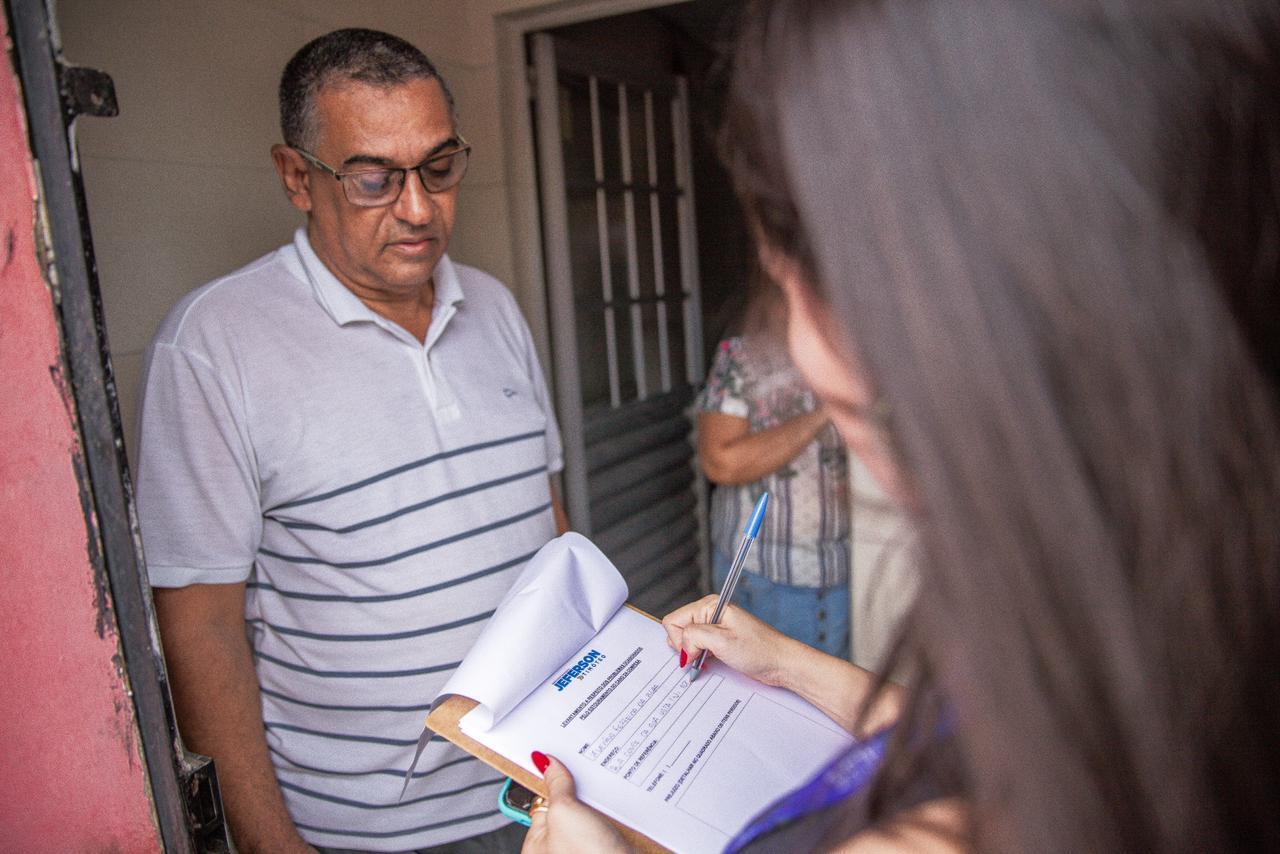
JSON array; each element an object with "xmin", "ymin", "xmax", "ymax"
[{"xmin": 136, "ymin": 229, "xmax": 562, "ymax": 850}]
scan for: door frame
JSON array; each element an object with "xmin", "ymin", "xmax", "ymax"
[{"xmin": 5, "ymin": 0, "xmax": 223, "ymax": 848}]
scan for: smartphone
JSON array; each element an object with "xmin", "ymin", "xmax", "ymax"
[{"xmin": 498, "ymin": 777, "xmax": 539, "ymax": 827}]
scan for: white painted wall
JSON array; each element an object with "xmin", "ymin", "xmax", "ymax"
[{"xmin": 55, "ymin": 0, "xmax": 643, "ymax": 452}]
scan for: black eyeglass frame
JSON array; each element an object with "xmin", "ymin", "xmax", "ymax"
[{"xmin": 292, "ymin": 136, "xmax": 472, "ymax": 206}]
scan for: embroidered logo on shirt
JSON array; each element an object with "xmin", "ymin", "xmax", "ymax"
[{"xmin": 502, "ymin": 387, "xmax": 519, "ymax": 398}]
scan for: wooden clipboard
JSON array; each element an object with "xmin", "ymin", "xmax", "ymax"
[{"xmin": 426, "ymin": 604, "xmax": 669, "ymax": 853}]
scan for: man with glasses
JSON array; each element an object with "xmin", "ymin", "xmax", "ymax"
[{"xmin": 135, "ymin": 29, "xmax": 566, "ymax": 854}]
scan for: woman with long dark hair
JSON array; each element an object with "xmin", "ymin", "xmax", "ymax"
[{"xmin": 523, "ymin": 0, "xmax": 1280, "ymax": 850}]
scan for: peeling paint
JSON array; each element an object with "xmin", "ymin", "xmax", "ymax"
[
  {"xmin": 2, "ymin": 4, "xmax": 162, "ymax": 848},
  {"xmin": 31, "ymin": 159, "xmax": 60, "ymax": 304},
  {"xmin": 111, "ymin": 652, "xmax": 142, "ymax": 772},
  {"xmin": 47, "ymin": 359, "xmax": 116, "ymax": 639}
]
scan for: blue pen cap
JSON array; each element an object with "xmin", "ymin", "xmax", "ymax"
[{"xmin": 743, "ymin": 492, "xmax": 769, "ymax": 537}]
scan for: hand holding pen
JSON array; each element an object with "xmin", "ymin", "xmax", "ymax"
[{"xmin": 680, "ymin": 492, "xmax": 768, "ymax": 683}]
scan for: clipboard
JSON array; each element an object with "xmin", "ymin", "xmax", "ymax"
[
  {"xmin": 428, "ymin": 689, "xmax": 668, "ymax": 853},
  {"xmin": 413, "ymin": 535, "xmax": 852, "ymax": 853},
  {"xmin": 429, "ymin": 605, "xmax": 666, "ymax": 852}
]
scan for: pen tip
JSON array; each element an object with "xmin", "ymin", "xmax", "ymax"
[{"xmin": 745, "ymin": 492, "xmax": 770, "ymax": 537}]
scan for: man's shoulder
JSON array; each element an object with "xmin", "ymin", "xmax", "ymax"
[{"xmin": 153, "ymin": 243, "xmax": 302, "ymax": 349}]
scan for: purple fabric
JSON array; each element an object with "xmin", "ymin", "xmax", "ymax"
[{"xmin": 725, "ymin": 726, "xmax": 892, "ymax": 852}]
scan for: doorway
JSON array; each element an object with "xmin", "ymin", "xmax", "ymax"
[{"xmin": 521, "ymin": 1, "xmax": 748, "ymax": 615}]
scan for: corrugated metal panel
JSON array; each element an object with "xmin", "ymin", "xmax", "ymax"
[{"xmin": 584, "ymin": 388, "xmax": 700, "ymax": 614}]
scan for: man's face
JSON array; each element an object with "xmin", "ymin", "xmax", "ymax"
[{"xmin": 295, "ymin": 77, "xmax": 459, "ymax": 302}]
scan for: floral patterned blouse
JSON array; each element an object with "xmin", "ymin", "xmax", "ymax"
[{"xmin": 698, "ymin": 336, "xmax": 850, "ymax": 587}]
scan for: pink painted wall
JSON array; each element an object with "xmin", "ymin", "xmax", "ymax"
[{"xmin": 0, "ymin": 7, "xmax": 163, "ymax": 849}]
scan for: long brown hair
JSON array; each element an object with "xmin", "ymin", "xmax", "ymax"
[{"xmin": 723, "ymin": 1, "xmax": 1280, "ymax": 850}]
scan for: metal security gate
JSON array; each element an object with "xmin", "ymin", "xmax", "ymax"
[{"xmin": 531, "ymin": 32, "xmax": 708, "ymax": 614}]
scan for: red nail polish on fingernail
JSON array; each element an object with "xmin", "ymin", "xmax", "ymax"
[
  {"xmin": 532, "ymin": 751, "xmax": 550, "ymax": 774},
  {"xmin": 679, "ymin": 649, "xmax": 688, "ymax": 668}
]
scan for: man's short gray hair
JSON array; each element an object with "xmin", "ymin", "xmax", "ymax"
[{"xmin": 279, "ymin": 28, "xmax": 456, "ymax": 150}]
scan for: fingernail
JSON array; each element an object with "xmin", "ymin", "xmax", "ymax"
[
  {"xmin": 531, "ymin": 751, "xmax": 550, "ymax": 774},
  {"xmin": 679, "ymin": 649, "xmax": 688, "ymax": 668}
]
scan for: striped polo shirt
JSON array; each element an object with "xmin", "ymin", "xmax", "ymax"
[{"xmin": 135, "ymin": 229, "xmax": 562, "ymax": 850}]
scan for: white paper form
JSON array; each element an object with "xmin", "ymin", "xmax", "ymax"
[
  {"xmin": 460, "ymin": 606, "xmax": 854, "ymax": 853},
  {"xmin": 435, "ymin": 533, "xmax": 628, "ymax": 729}
]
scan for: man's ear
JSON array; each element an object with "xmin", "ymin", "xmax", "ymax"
[{"xmin": 271, "ymin": 144, "xmax": 312, "ymax": 213}]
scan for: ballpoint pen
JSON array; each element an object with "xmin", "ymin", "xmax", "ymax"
[{"xmin": 686, "ymin": 491, "xmax": 768, "ymax": 684}]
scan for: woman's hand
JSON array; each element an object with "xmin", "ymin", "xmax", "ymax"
[
  {"xmin": 662, "ymin": 594, "xmax": 797, "ymax": 688},
  {"xmin": 521, "ymin": 752, "xmax": 630, "ymax": 854},
  {"xmin": 664, "ymin": 595, "xmax": 899, "ymax": 733}
]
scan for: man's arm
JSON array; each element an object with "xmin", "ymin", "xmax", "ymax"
[
  {"xmin": 549, "ymin": 476, "xmax": 570, "ymax": 534},
  {"xmin": 154, "ymin": 583, "xmax": 314, "ymax": 854}
]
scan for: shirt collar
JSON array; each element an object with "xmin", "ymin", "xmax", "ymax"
[
  {"xmin": 292, "ymin": 227, "xmax": 465, "ymax": 328},
  {"xmin": 432, "ymin": 252, "xmax": 465, "ymax": 310}
]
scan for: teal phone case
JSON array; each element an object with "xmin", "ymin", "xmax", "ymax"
[{"xmin": 498, "ymin": 777, "xmax": 533, "ymax": 827}]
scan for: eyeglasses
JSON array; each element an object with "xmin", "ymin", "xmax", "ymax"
[{"xmin": 293, "ymin": 138, "xmax": 471, "ymax": 207}]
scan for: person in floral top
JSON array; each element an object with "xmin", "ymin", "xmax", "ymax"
[{"xmin": 697, "ymin": 286, "xmax": 851, "ymax": 655}]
